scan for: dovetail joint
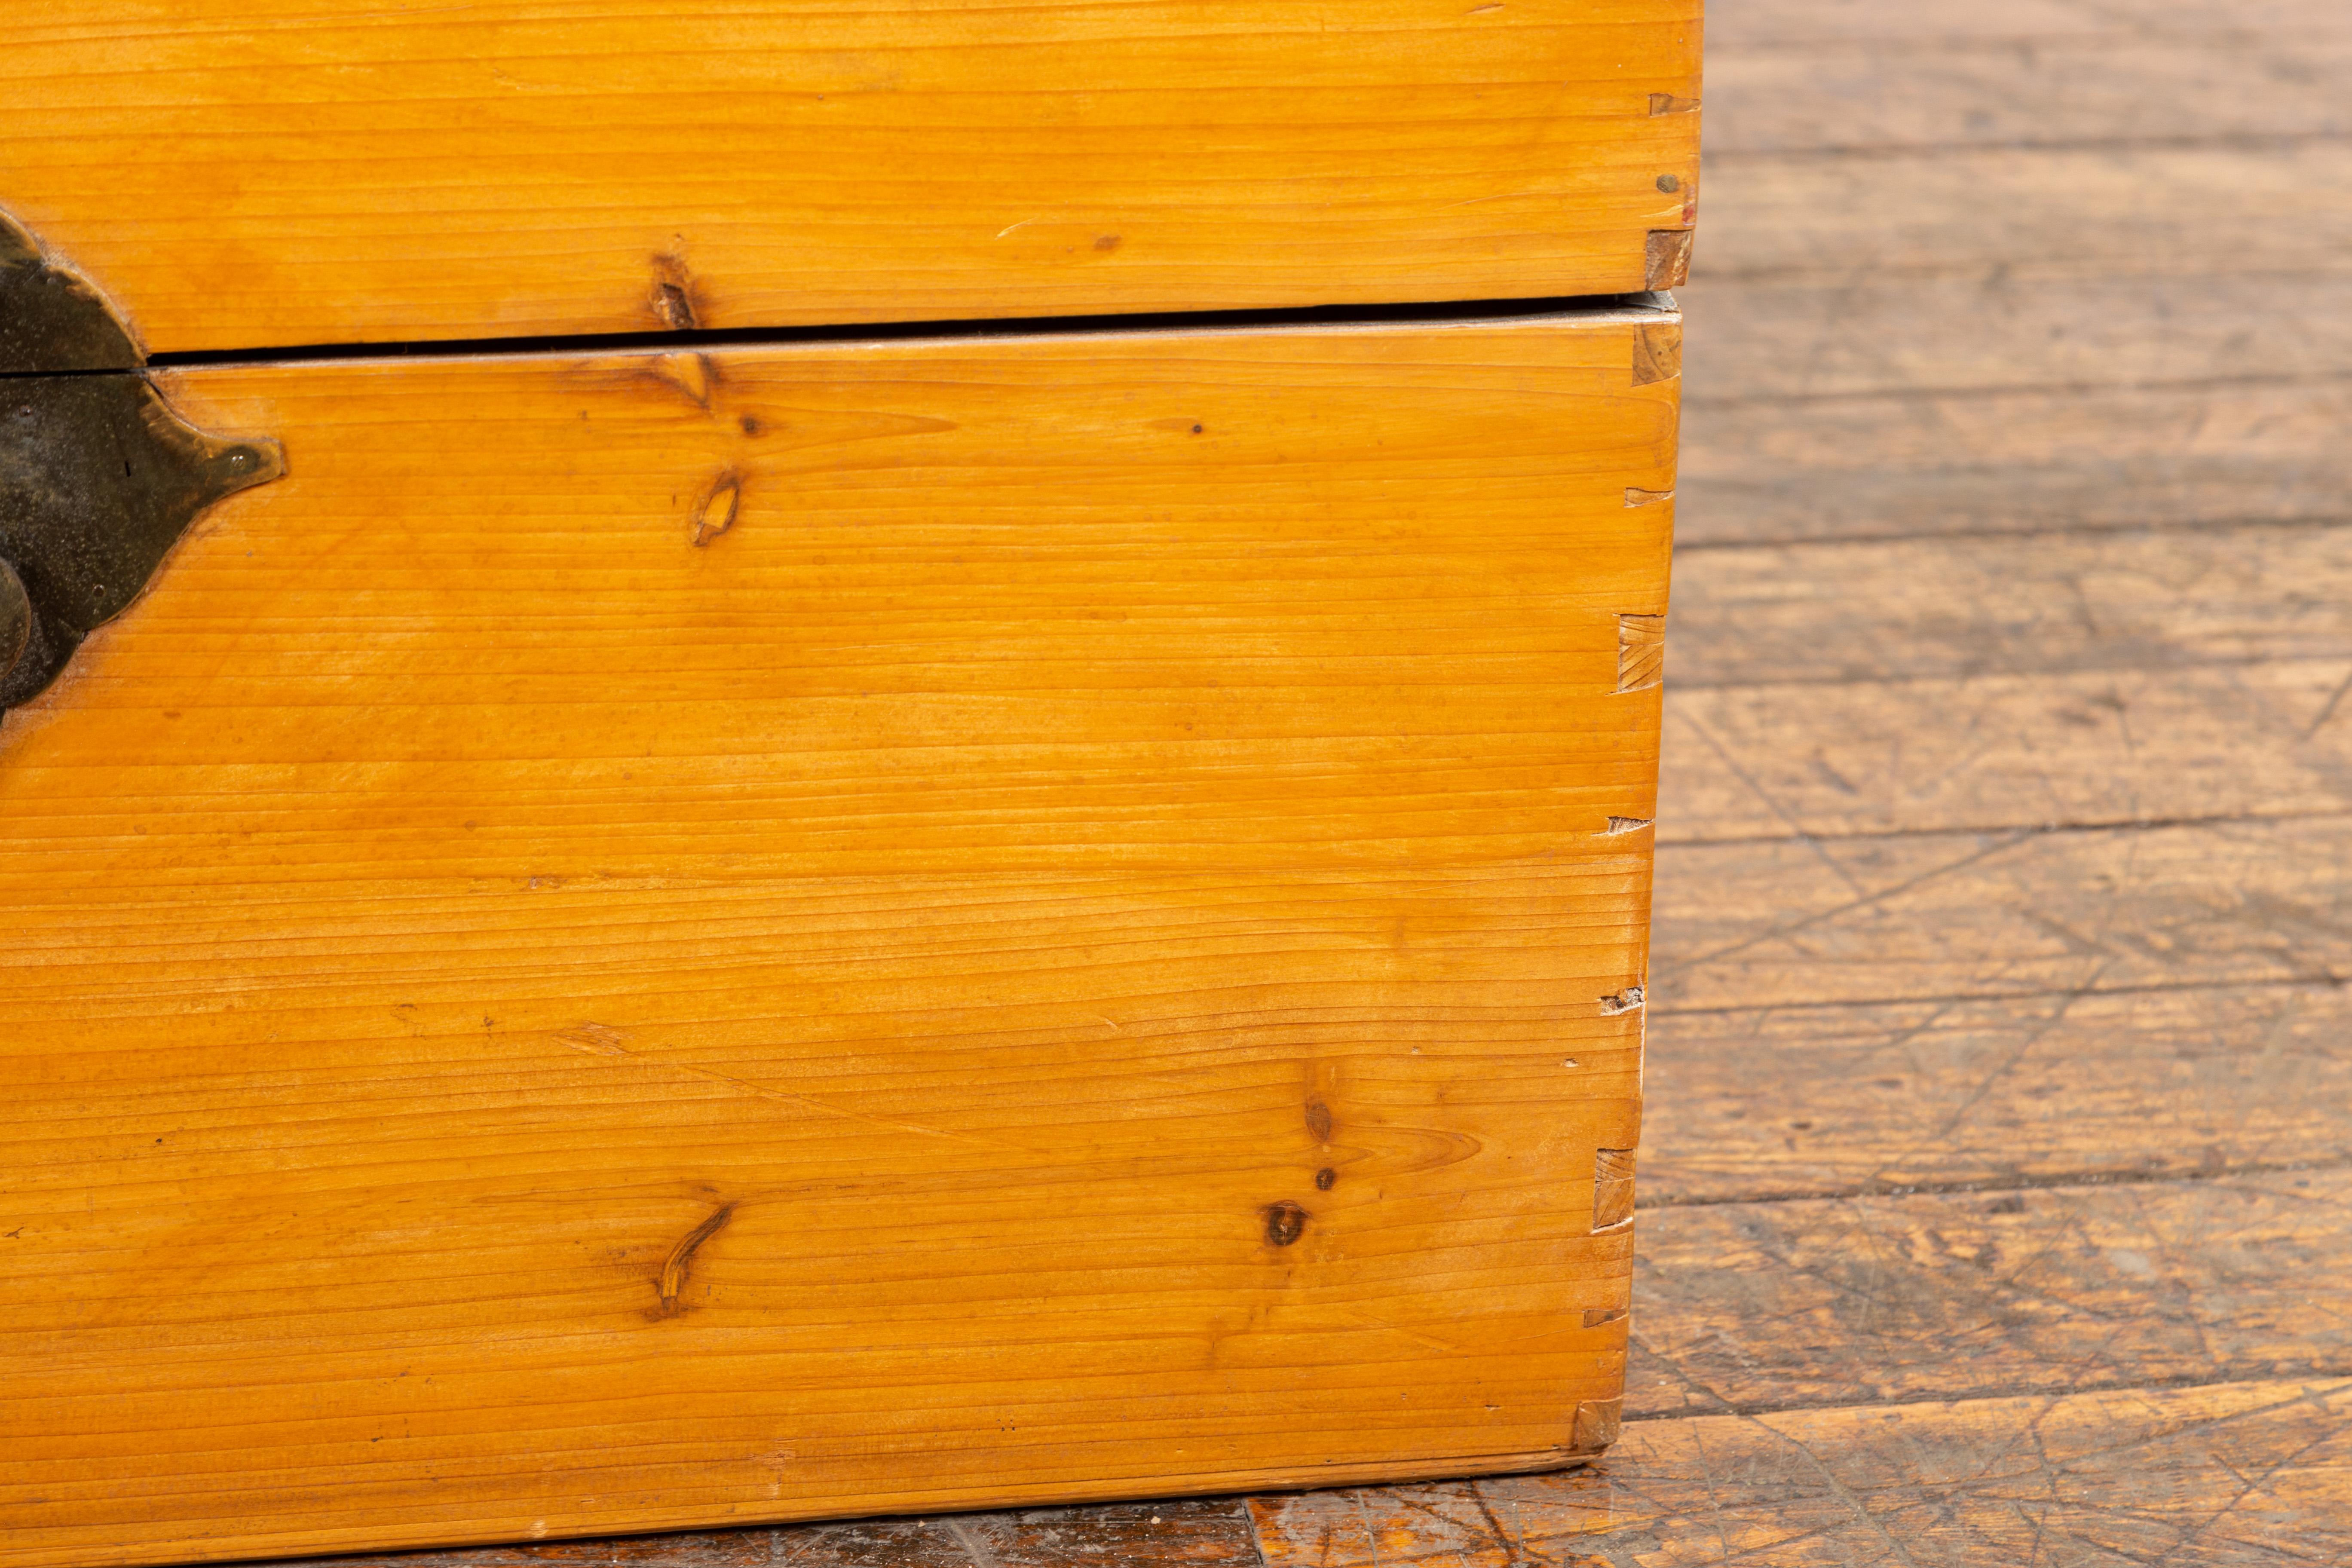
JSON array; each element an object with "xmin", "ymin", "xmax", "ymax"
[
  {"xmin": 1570, "ymin": 1396, "xmax": 1625, "ymax": 1454},
  {"xmin": 1591, "ymin": 1148, "xmax": 1637, "ymax": 1232},
  {"xmin": 1645, "ymin": 229, "xmax": 1695, "ymax": 291},
  {"xmin": 1631, "ymin": 321, "xmax": 1682, "ymax": 386},
  {"xmin": 1616, "ymin": 614, "xmax": 1665, "ymax": 692}
]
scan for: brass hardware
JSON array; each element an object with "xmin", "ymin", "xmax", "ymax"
[{"xmin": 0, "ymin": 214, "xmax": 284, "ymax": 715}]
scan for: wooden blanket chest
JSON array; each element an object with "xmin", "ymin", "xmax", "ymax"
[{"xmin": 0, "ymin": 3, "xmax": 1696, "ymax": 1562}]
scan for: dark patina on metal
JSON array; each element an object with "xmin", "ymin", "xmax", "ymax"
[
  {"xmin": 0, "ymin": 213, "xmax": 140, "ymax": 374},
  {"xmin": 1, "ymin": 214, "xmax": 283, "ymax": 714}
]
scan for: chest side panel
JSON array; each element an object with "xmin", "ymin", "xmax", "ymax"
[{"xmin": 0, "ymin": 314, "xmax": 1673, "ymax": 1567}]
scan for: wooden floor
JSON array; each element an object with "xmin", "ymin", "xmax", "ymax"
[{"xmin": 245, "ymin": 0, "xmax": 2352, "ymax": 1562}]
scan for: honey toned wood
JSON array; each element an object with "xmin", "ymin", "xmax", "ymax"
[
  {"xmin": 1251, "ymin": 1378, "xmax": 2352, "ymax": 1566},
  {"xmin": 137, "ymin": 0, "xmax": 2352, "ymax": 1561},
  {"xmin": 1642, "ymin": 981, "xmax": 2352, "ymax": 1204},
  {"xmin": 0, "ymin": 0, "xmax": 1700, "ymax": 355},
  {"xmin": 0, "ymin": 312, "xmax": 1674, "ymax": 1568},
  {"xmin": 269, "ymin": 0, "xmax": 2352, "ymax": 1557}
]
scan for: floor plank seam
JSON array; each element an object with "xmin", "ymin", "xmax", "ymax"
[
  {"xmin": 1703, "ymin": 129, "xmax": 2352, "ymax": 162},
  {"xmin": 1684, "ymin": 368, "xmax": 2352, "ymax": 408},
  {"xmin": 1655, "ymin": 808, "xmax": 2352, "ymax": 854},
  {"xmin": 1724, "ymin": 28, "xmax": 2352, "ymax": 55},
  {"xmin": 1668, "ymin": 514, "xmax": 2352, "ymax": 554},
  {"xmin": 1651, "ymin": 974, "xmax": 2350, "ymax": 1020},
  {"xmin": 1665, "ymin": 654, "xmax": 2352, "ymax": 695},
  {"xmin": 1636, "ymin": 1155, "xmax": 2352, "ymax": 1213},
  {"xmin": 1693, "ymin": 257, "xmax": 2352, "ymax": 287},
  {"xmin": 1626, "ymin": 1369, "xmax": 2352, "ymax": 1428}
]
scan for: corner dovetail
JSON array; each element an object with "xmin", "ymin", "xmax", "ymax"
[
  {"xmin": 1590, "ymin": 1148, "xmax": 1636, "ymax": 1232},
  {"xmin": 1616, "ymin": 614, "xmax": 1665, "ymax": 692},
  {"xmin": 1569, "ymin": 1396, "xmax": 1625, "ymax": 1454},
  {"xmin": 1645, "ymin": 229, "xmax": 1694, "ymax": 290},
  {"xmin": 1632, "ymin": 320, "xmax": 1682, "ymax": 386}
]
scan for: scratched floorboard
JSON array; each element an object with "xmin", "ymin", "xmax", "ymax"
[
  {"xmin": 231, "ymin": 0, "xmax": 2352, "ymax": 1562},
  {"xmin": 1249, "ymin": 1380, "xmax": 2352, "ymax": 1568},
  {"xmin": 253, "ymin": 1499, "xmax": 1266, "ymax": 1567}
]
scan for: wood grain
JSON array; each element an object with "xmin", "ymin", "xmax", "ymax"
[
  {"xmin": 1670, "ymin": 75, "xmax": 2352, "ymax": 551},
  {"xmin": 1693, "ymin": 141, "xmax": 2352, "ymax": 287},
  {"xmin": 0, "ymin": 0, "xmax": 1699, "ymax": 354},
  {"xmin": 1706, "ymin": 0, "xmax": 2349, "ymax": 48},
  {"xmin": 1662, "ymin": 521, "xmax": 2352, "ymax": 835},
  {"xmin": 1676, "ymin": 376, "xmax": 2352, "ymax": 546},
  {"xmin": 1642, "ymin": 980, "xmax": 2352, "ymax": 1203},
  {"xmin": 1663, "ymin": 658, "xmax": 2352, "ymax": 841},
  {"xmin": 1668, "ymin": 524, "xmax": 2352, "ymax": 686},
  {"xmin": 1651, "ymin": 814, "xmax": 2352, "ymax": 1013},
  {"xmin": 1251, "ymin": 1377, "xmax": 2352, "ymax": 1566},
  {"xmin": 1630, "ymin": 1170, "xmax": 2352, "ymax": 1417},
  {"xmin": 0, "ymin": 313, "xmax": 1671, "ymax": 1568},
  {"xmin": 1704, "ymin": 24, "xmax": 2352, "ymax": 153},
  {"xmin": 1228, "ymin": 2, "xmax": 2348, "ymax": 1563},
  {"xmin": 1688, "ymin": 273, "xmax": 2352, "ymax": 400},
  {"xmin": 18, "ymin": 0, "xmax": 2352, "ymax": 1563}
]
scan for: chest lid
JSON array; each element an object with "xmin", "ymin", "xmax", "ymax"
[{"xmin": 3, "ymin": 0, "xmax": 1698, "ymax": 355}]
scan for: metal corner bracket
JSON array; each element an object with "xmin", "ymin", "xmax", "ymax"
[{"xmin": 1, "ymin": 212, "xmax": 285, "ymax": 714}]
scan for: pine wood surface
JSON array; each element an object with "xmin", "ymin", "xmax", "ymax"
[
  {"xmin": 0, "ymin": 0, "xmax": 1699, "ymax": 355},
  {"xmin": 0, "ymin": 314, "xmax": 1672, "ymax": 1568},
  {"xmin": 31, "ymin": 0, "xmax": 2352, "ymax": 1562},
  {"xmin": 680, "ymin": 0, "xmax": 2348, "ymax": 1559}
]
